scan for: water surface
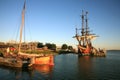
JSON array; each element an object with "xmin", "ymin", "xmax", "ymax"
[{"xmin": 0, "ymin": 50, "xmax": 120, "ymax": 80}]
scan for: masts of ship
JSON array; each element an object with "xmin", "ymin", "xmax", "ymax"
[
  {"xmin": 81, "ymin": 10, "xmax": 85, "ymax": 46},
  {"xmin": 73, "ymin": 10, "xmax": 93, "ymax": 54},
  {"xmin": 81, "ymin": 10, "xmax": 85, "ymax": 36},
  {"xmin": 80, "ymin": 10, "xmax": 91, "ymax": 47},
  {"xmin": 85, "ymin": 11, "xmax": 92, "ymax": 47},
  {"xmin": 85, "ymin": 11, "xmax": 89, "ymax": 36},
  {"xmin": 74, "ymin": 11, "xmax": 86, "ymax": 46},
  {"xmin": 18, "ymin": 1, "xmax": 26, "ymax": 53},
  {"xmin": 75, "ymin": 28, "xmax": 81, "ymax": 45}
]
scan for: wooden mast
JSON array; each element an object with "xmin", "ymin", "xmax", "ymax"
[
  {"xmin": 81, "ymin": 10, "xmax": 85, "ymax": 46},
  {"xmin": 18, "ymin": 1, "xmax": 26, "ymax": 53}
]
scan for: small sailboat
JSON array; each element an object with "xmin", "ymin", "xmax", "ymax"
[
  {"xmin": 73, "ymin": 10, "xmax": 106, "ymax": 56},
  {"xmin": 17, "ymin": 0, "xmax": 54, "ymax": 66},
  {"xmin": 0, "ymin": 0, "xmax": 54, "ymax": 68}
]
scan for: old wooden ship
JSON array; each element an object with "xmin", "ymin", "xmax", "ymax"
[
  {"xmin": 17, "ymin": 0, "xmax": 54, "ymax": 66},
  {"xmin": 0, "ymin": 45, "xmax": 23, "ymax": 68},
  {"xmin": 73, "ymin": 11, "xmax": 106, "ymax": 56},
  {"xmin": 0, "ymin": 0, "xmax": 54, "ymax": 68}
]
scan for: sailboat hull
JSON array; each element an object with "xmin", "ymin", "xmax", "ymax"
[
  {"xmin": 34, "ymin": 56, "xmax": 54, "ymax": 65},
  {"xmin": 0, "ymin": 57, "xmax": 22, "ymax": 68}
]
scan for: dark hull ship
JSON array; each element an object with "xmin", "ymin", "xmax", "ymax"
[{"xmin": 73, "ymin": 11, "xmax": 106, "ymax": 56}]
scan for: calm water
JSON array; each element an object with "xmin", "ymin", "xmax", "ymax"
[{"xmin": 0, "ymin": 50, "xmax": 120, "ymax": 80}]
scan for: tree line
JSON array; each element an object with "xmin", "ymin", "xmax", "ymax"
[{"xmin": 37, "ymin": 42, "xmax": 73, "ymax": 51}]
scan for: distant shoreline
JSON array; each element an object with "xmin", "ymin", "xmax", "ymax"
[{"xmin": 107, "ymin": 50, "xmax": 120, "ymax": 51}]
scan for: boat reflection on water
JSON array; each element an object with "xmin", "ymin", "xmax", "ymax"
[
  {"xmin": 77, "ymin": 56, "xmax": 95, "ymax": 79},
  {"xmin": 0, "ymin": 59, "xmax": 54, "ymax": 80},
  {"xmin": 32, "ymin": 65, "xmax": 53, "ymax": 75},
  {"xmin": 78, "ymin": 56, "xmax": 92, "ymax": 72}
]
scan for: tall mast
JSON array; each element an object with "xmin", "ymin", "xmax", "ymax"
[
  {"xmin": 85, "ymin": 11, "xmax": 89, "ymax": 36},
  {"xmin": 85, "ymin": 11, "xmax": 92, "ymax": 47},
  {"xmin": 81, "ymin": 10, "xmax": 85, "ymax": 36},
  {"xmin": 81, "ymin": 10, "xmax": 85, "ymax": 46},
  {"xmin": 75, "ymin": 28, "xmax": 81, "ymax": 45},
  {"xmin": 18, "ymin": 1, "xmax": 26, "ymax": 53},
  {"xmin": 85, "ymin": 11, "xmax": 89, "ymax": 46}
]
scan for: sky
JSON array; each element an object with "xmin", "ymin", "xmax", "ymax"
[{"xmin": 0, "ymin": 0, "xmax": 120, "ymax": 50}]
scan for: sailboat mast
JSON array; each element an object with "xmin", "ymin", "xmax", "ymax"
[{"xmin": 18, "ymin": 1, "xmax": 26, "ymax": 53}]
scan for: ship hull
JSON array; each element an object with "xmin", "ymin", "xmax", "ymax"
[
  {"xmin": 19, "ymin": 52, "xmax": 54, "ymax": 66},
  {"xmin": 33, "ymin": 56, "xmax": 54, "ymax": 65},
  {"xmin": 78, "ymin": 47, "xmax": 106, "ymax": 57},
  {"xmin": 34, "ymin": 56, "xmax": 54, "ymax": 65},
  {"xmin": 0, "ymin": 57, "xmax": 22, "ymax": 68}
]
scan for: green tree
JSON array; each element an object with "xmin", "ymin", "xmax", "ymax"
[
  {"xmin": 45, "ymin": 43, "xmax": 52, "ymax": 49},
  {"xmin": 45, "ymin": 43, "xmax": 56, "ymax": 50},
  {"xmin": 51, "ymin": 44, "xmax": 56, "ymax": 50},
  {"xmin": 68, "ymin": 46, "xmax": 73, "ymax": 50},
  {"xmin": 61, "ymin": 44, "xmax": 68, "ymax": 50},
  {"xmin": 37, "ymin": 42, "xmax": 44, "ymax": 48}
]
